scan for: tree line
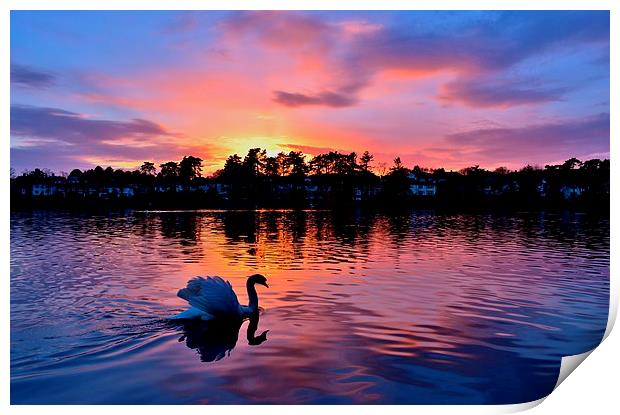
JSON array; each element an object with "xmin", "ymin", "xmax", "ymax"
[{"xmin": 10, "ymin": 148, "xmax": 610, "ymax": 210}]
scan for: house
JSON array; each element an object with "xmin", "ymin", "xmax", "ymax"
[
  {"xmin": 353, "ymin": 187, "xmax": 362, "ymax": 201},
  {"xmin": 303, "ymin": 177, "xmax": 319, "ymax": 197},
  {"xmin": 537, "ymin": 179, "xmax": 548, "ymax": 197},
  {"xmin": 104, "ymin": 186, "xmax": 120, "ymax": 195},
  {"xmin": 351, "ymin": 185, "xmax": 381, "ymax": 201},
  {"xmin": 560, "ymin": 185, "xmax": 584, "ymax": 200},
  {"xmin": 482, "ymin": 177, "xmax": 516, "ymax": 197},
  {"xmin": 304, "ymin": 183, "xmax": 319, "ymax": 194},
  {"xmin": 304, "ymin": 184, "xmax": 320, "ymax": 201},
  {"xmin": 408, "ymin": 173, "xmax": 437, "ymax": 197},
  {"xmin": 32, "ymin": 184, "xmax": 52, "ymax": 196},
  {"xmin": 198, "ymin": 183, "xmax": 230, "ymax": 197},
  {"xmin": 410, "ymin": 183, "xmax": 436, "ymax": 196},
  {"xmin": 275, "ymin": 183, "xmax": 293, "ymax": 194}
]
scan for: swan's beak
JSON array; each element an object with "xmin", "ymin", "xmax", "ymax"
[{"xmin": 263, "ymin": 282, "xmax": 269, "ymax": 288}]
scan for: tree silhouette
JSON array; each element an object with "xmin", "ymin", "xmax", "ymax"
[
  {"xmin": 309, "ymin": 151, "xmax": 358, "ymax": 176},
  {"xmin": 222, "ymin": 154, "xmax": 244, "ymax": 181},
  {"xmin": 69, "ymin": 169, "xmax": 82, "ymax": 178},
  {"xmin": 390, "ymin": 157, "xmax": 407, "ymax": 174},
  {"xmin": 562, "ymin": 157, "xmax": 583, "ymax": 171},
  {"xmin": 10, "ymin": 152, "xmax": 610, "ymax": 210},
  {"xmin": 581, "ymin": 158, "xmax": 603, "ymax": 173},
  {"xmin": 360, "ymin": 151, "xmax": 374, "ymax": 173},
  {"xmin": 275, "ymin": 152, "xmax": 289, "ymax": 176},
  {"xmin": 159, "ymin": 161, "xmax": 179, "ymax": 180},
  {"xmin": 140, "ymin": 161, "xmax": 157, "ymax": 176},
  {"xmin": 179, "ymin": 156, "xmax": 203, "ymax": 181},
  {"xmin": 264, "ymin": 156, "xmax": 279, "ymax": 177},
  {"xmin": 383, "ymin": 156, "xmax": 410, "ymax": 199},
  {"xmin": 243, "ymin": 148, "xmax": 267, "ymax": 177},
  {"xmin": 285, "ymin": 151, "xmax": 307, "ymax": 178}
]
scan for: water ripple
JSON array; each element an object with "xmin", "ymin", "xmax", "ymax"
[{"xmin": 10, "ymin": 209, "xmax": 609, "ymax": 404}]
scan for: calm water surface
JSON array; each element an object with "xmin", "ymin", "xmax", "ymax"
[{"xmin": 10, "ymin": 210, "xmax": 609, "ymax": 404}]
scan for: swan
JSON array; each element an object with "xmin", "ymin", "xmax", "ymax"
[{"xmin": 170, "ymin": 274, "xmax": 269, "ymax": 321}]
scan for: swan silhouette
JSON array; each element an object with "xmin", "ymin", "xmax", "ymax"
[
  {"xmin": 170, "ymin": 274, "xmax": 269, "ymax": 321},
  {"xmin": 177, "ymin": 312, "xmax": 269, "ymax": 362}
]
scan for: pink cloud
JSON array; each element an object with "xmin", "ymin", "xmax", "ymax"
[
  {"xmin": 223, "ymin": 11, "xmax": 608, "ymax": 110},
  {"xmin": 219, "ymin": 11, "xmax": 331, "ymax": 50},
  {"xmin": 337, "ymin": 20, "xmax": 383, "ymax": 36}
]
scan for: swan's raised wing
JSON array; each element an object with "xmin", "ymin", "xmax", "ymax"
[{"xmin": 177, "ymin": 276, "xmax": 241, "ymax": 318}]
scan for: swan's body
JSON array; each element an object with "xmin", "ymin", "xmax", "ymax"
[{"xmin": 170, "ymin": 274, "xmax": 268, "ymax": 321}]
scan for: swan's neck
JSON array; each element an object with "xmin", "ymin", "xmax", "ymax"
[{"xmin": 246, "ymin": 281, "xmax": 259, "ymax": 313}]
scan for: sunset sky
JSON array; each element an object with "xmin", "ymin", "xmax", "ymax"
[{"xmin": 10, "ymin": 10, "xmax": 610, "ymax": 175}]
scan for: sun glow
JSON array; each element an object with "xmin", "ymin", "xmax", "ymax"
[{"xmin": 221, "ymin": 136, "xmax": 301, "ymax": 158}]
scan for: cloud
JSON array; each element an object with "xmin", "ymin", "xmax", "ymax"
[
  {"xmin": 11, "ymin": 105, "xmax": 172, "ymax": 143},
  {"xmin": 219, "ymin": 11, "xmax": 331, "ymax": 50},
  {"xmin": 445, "ymin": 113, "xmax": 610, "ymax": 160},
  {"xmin": 10, "ymin": 105, "xmax": 187, "ymax": 170},
  {"xmin": 273, "ymin": 90, "xmax": 358, "ymax": 108},
  {"xmin": 337, "ymin": 20, "xmax": 383, "ymax": 36},
  {"xmin": 219, "ymin": 11, "xmax": 374, "ymax": 109},
  {"xmin": 272, "ymin": 76, "xmax": 371, "ymax": 109},
  {"xmin": 11, "ymin": 64, "xmax": 56, "ymax": 88},
  {"xmin": 263, "ymin": 11, "xmax": 609, "ymax": 108},
  {"xmin": 347, "ymin": 11, "xmax": 609, "ymax": 81},
  {"xmin": 440, "ymin": 77, "xmax": 568, "ymax": 108}
]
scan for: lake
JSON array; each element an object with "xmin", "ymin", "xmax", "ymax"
[{"xmin": 10, "ymin": 209, "xmax": 609, "ymax": 404}]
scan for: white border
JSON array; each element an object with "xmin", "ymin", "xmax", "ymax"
[{"xmin": 2, "ymin": 1, "xmax": 617, "ymax": 414}]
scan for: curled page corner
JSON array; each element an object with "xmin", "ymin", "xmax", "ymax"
[
  {"xmin": 603, "ymin": 289, "xmax": 618, "ymax": 341},
  {"xmin": 554, "ymin": 349, "xmax": 594, "ymax": 390},
  {"xmin": 545, "ymin": 289, "xmax": 616, "ymax": 403},
  {"xmin": 501, "ymin": 397, "xmax": 547, "ymax": 413}
]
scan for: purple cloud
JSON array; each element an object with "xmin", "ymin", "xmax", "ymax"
[
  {"xmin": 273, "ymin": 90, "xmax": 358, "ymax": 108},
  {"xmin": 357, "ymin": 11, "xmax": 608, "ymax": 74},
  {"xmin": 11, "ymin": 105, "xmax": 171, "ymax": 144},
  {"xmin": 440, "ymin": 77, "xmax": 568, "ymax": 108},
  {"xmin": 10, "ymin": 105, "xmax": 184, "ymax": 170},
  {"xmin": 11, "ymin": 64, "xmax": 56, "ymax": 89},
  {"xmin": 445, "ymin": 113, "xmax": 610, "ymax": 160}
]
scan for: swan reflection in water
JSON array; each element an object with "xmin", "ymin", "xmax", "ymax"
[{"xmin": 175, "ymin": 312, "xmax": 268, "ymax": 362}]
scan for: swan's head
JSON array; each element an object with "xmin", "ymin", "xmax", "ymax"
[{"xmin": 248, "ymin": 274, "xmax": 269, "ymax": 288}]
